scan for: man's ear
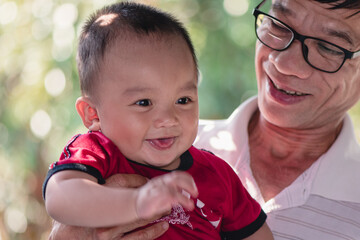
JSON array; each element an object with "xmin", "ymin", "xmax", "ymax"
[{"xmin": 75, "ymin": 97, "xmax": 101, "ymax": 131}]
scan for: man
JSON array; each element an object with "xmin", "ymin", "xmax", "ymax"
[{"xmin": 49, "ymin": 0, "xmax": 360, "ymax": 239}]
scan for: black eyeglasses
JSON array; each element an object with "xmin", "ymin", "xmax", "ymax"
[{"xmin": 252, "ymin": 0, "xmax": 360, "ymax": 73}]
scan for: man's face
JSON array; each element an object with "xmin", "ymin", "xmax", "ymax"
[
  {"xmin": 255, "ymin": 0, "xmax": 360, "ymax": 129},
  {"xmin": 94, "ymin": 36, "xmax": 199, "ymax": 170}
]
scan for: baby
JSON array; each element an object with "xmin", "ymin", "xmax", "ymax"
[{"xmin": 43, "ymin": 2, "xmax": 273, "ymax": 239}]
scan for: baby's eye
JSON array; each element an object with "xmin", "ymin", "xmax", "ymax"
[
  {"xmin": 177, "ymin": 97, "xmax": 191, "ymax": 105},
  {"xmin": 135, "ymin": 99, "xmax": 152, "ymax": 106}
]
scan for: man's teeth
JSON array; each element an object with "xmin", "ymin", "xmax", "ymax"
[{"xmin": 273, "ymin": 81, "xmax": 306, "ymax": 96}]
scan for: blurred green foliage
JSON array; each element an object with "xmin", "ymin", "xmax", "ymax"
[{"xmin": 0, "ymin": 0, "xmax": 359, "ymax": 239}]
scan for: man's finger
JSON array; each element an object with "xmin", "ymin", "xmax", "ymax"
[
  {"xmin": 48, "ymin": 220, "xmax": 93, "ymax": 240},
  {"xmin": 121, "ymin": 222, "xmax": 169, "ymax": 240},
  {"xmin": 105, "ymin": 174, "xmax": 148, "ymax": 188},
  {"xmin": 94, "ymin": 212, "xmax": 168, "ymax": 240}
]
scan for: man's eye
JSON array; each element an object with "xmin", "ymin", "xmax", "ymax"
[
  {"xmin": 177, "ymin": 97, "xmax": 191, "ymax": 105},
  {"xmin": 268, "ymin": 18, "xmax": 289, "ymax": 33},
  {"xmin": 135, "ymin": 99, "xmax": 151, "ymax": 106},
  {"xmin": 317, "ymin": 42, "xmax": 343, "ymax": 57}
]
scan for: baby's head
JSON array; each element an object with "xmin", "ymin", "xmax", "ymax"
[
  {"xmin": 77, "ymin": 1, "xmax": 197, "ymax": 100},
  {"xmin": 76, "ymin": 2, "xmax": 199, "ymax": 170}
]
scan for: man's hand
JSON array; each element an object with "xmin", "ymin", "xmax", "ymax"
[
  {"xmin": 48, "ymin": 174, "xmax": 169, "ymax": 240},
  {"xmin": 48, "ymin": 219, "xmax": 169, "ymax": 240}
]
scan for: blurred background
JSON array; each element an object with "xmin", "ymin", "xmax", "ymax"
[{"xmin": 0, "ymin": 0, "xmax": 359, "ymax": 239}]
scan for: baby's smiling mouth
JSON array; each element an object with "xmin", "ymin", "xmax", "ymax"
[{"xmin": 147, "ymin": 137, "xmax": 176, "ymax": 150}]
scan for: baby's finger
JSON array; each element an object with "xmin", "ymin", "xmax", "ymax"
[
  {"xmin": 163, "ymin": 171, "xmax": 198, "ymax": 197},
  {"xmin": 172, "ymin": 190, "xmax": 196, "ymax": 211}
]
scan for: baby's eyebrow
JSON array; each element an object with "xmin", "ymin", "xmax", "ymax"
[
  {"xmin": 122, "ymin": 78, "xmax": 197, "ymax": 96},
  {"xmin": 123, "ymin": 86, "xmax": 153, "ymax": 95},
  {"xmin": 180, "ymin": 78, "xmax": 198, "ymax": 91},
  {"xmin": 181, "ymin": 82, "xmax": 198, "ymax": 92}
]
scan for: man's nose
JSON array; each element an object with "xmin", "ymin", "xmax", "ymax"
[{"xmin": 268, "ymin": 40, "xmax": 312, "ymax": 79}]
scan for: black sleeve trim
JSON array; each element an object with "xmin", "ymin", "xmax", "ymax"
[
  {"xmin": 221, "ymin": 209, "xmax": 267, "ymax": 240},
  {"xmin": 42, "ymin": 163, "xmax": 106, "ymax": 200},
  {"xmin": 199, "ymin": 148, "xmax": 215, "ymax": 155}
]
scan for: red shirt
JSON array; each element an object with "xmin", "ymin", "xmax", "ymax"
[{"xmin": 43, "ymin": 131, "xmax": 266, "ymax": 239}]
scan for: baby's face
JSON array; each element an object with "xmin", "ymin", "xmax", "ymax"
[{"xmin": 94, "ymin": 36, "xmax": 198, "ymax": 170}]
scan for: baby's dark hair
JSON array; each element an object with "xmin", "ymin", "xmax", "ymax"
[{"xmin": 77, "ymin": 2, "xmax": 197, "ymax": 97}]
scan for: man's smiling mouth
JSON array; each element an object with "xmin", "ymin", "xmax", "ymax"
[{"xmin": 272, "ymin": 80, "xmax": 309, "ymax": 96}]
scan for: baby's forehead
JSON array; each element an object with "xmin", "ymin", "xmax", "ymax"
[{"xmin": 99, "ymin": 32, "xmax": 195, "ymax": 68}]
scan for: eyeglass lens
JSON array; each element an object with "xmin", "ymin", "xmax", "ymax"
[{"xmin": 255, "ymin": 13, "xmax": 346, "ymax": 72}]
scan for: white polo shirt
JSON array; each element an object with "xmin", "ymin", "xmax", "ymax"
[{"xmin": 195, "ymin": 96, "xmax": 360, "ymax": 240}]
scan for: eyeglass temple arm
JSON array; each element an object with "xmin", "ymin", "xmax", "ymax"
[
  {"xmin": 256, "ymin": 0, "xmax": 267, "ymax": 9},
  {"xmin": 353, "ymin": 50, "xmax": 360, "ymax": 59}
]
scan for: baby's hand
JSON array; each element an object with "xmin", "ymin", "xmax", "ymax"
[{"xmin": 135, "ymin": 171, "xmax": 198, "ymax": 220}]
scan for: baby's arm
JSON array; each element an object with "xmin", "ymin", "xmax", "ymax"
[
  {"xmin": 44, "ymin": 170, "xmax": 198, "ymax": 228},
  {"xmin": 243, "ymin": 223, "xmax": 274, "ymax": 240}
]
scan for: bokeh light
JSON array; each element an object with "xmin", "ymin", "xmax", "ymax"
[
  {"xmin": 4, "ymin": 207, "xmax": 27, "ymax": 234},
  {"xmin": 223, "ymin": 0, "xmax": 249, "ymax": 16},
  {"xmin": 31, "ymin": 0, "xmax": 53, "ymax": 18},
  {"xmin": 30, "ymin": 110, "xmax": 52, "ymax": 139},
  {"xmin": 53, "ymin": 3, "xmax": 78, "ymax": 28},
  {"xmin": 0, "ymin": 2, "xmax": 18, "ymax": 25},
  {"xmin": 44, "ymin": 68, "xmax": 66, "ymax": 97}
]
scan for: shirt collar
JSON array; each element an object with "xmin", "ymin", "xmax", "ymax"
[{"xmin": 311, "ymin": 114, "xmax": 360, "ymax": 202}]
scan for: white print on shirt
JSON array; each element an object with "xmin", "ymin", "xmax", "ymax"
[
  {"xmin": 196, "ymin": 199, "xmax": 221, "ymax": 228},
  {"xmin": 153, "ymin": 204, "xmax": 193, "ymax": 229},
  {"xmin": 153, "ymin": 197, "xmax": 222, "ymax": 230}
]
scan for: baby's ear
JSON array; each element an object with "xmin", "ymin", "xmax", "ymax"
[{"xmin": 75, "ymin": 97, "xmax": 101, "ymax": 131}]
